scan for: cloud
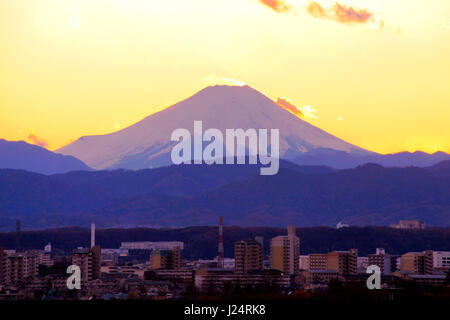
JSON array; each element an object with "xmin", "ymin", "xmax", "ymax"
[
  {"xmin": 306, "ymin": 1, "xmax": 327, "ymax": 19},
  {"xmin": 276, "ymin": 97, "xmax": 318, "ymax": 120},
  {"xmin": 204, "ymin": 74, "xmax": 246, "ymax": 86},
  {"xmin": 306, "ymin": 1, "xmax": 383, "ymax": 27},
  {"xmin": 300, "ymin": 105, "xmax": 318, "ymax": 119},
  {"xmin": 332, "ymin": 2, "xmax": 373, "ymax": 24},
  {"xmin": 27, "ymin": 132, "xmax": 49, "ymax": 149},
  {"xmin": 258, "ymin": 0, "xmax": 293, "ymax": 13},
  {"xmin": 276, "ymin": 97, "xmax": 304, "ymax": 117}
]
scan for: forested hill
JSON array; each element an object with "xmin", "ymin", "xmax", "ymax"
[{"xmin": 1, "ymin": 226, "xmax": 449, "ymax": 259}]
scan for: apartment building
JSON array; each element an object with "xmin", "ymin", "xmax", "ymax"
[
  {"xmin": 368, "ymin": 248, "xmax": 393, "ymax": 275},
  {"xmin": 270, "ymin": 226, "xmax": 300, "ymax": 275},
  {"xmin": 149, "ymin": 246, "xmax": 181, "ymax": 270},
  {"xmin": 234, "ymin": 238, "xmax": 263, "ymax": 274},
  {"xmin": 28, "ymin": 250, "xmax": 53, "ymax": 268},
  {"xmin": 308, "ymin": 254, "xmax": 328, "ymax": 270},
  {"xmin": 299, "ymin": 255, "xmax": 310, "ymax": 270},
  {"xmin": 3, "ymin": 252, "xmax": 39, "ymax": 284},
  {"xmin": 400, "ymin": 250, "xmax": 433, "ymax": 274},
  {"xmin": 72, "ymin": 245, "xmax": 102, "ymax": 282},
  {"xmin": 433, "ymin": 251, "xmax": 450, "ymax": 270},
  {"xmin": 306, "ymin": 249, "xmax": 358, "ymax": 275},
  {"xmin": 0, "ymin": 248, "xmax": 8, "ymax": 285},
  {"xmin": 327, "ymin": 249, "xmax": 358, "ymax": 275}
]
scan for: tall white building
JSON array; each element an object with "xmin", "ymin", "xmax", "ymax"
[{"xmin": 271, "ymin": 226, "xmax": 300, "ymax": 275}]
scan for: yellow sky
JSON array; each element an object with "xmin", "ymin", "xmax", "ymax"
[{"xmin": 1, "ymin": 0, "xmax": 449, "ymax": 153}]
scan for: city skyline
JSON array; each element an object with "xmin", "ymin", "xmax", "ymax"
[{"xmin": 1, "ymin": 223, "xmax": 450, "ymax": 301}]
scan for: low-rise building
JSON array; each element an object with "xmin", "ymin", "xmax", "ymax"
[
  {"xmin": 194, "ymin": 268, "xmax": 291, "ymax": 292},
  {"xmin": 189, "ymin": 258, "xmax": 235, "ymax": 269},
  {"xmin": 101, "ymin": 265, "xmax": 146, "ymax": 278},
  {"xmin": 393, "ymin": 271, "xmax": 447, "ymax": 286},
  {"xmin": 433, "ymin": 251, "xmax": 450, "ymax": 271},
  {"xmin": 152, "ymin": 268, "xmax": 194, "ymax": 283},
  {"xmin": 118, "ymin": 242, "xmax": 184, "ymax": 265},
  {"xmin": 101, "ymin": 248, "xmax": 128, "ymax": 265},
  {"xmin": 390, "ymin": 220, "xmax": 425, "ymax": 229},
  {"xmin": 306, "ymin": 249, "xmax": 358, "ymax": 274},
  {"xmin": 357, "ymin": 257, "xmax": 369, "ymax": 273},
  {"xmin": 400, "ymin": 250, "xmax": 433, "ymax": 275},
  {"xmin": 120, "ymin": 241, "xmax": 184, "ymax": 250},
  {"xmin": 296, "ymin": 270, "xmax": 340, "ymax": 285}
]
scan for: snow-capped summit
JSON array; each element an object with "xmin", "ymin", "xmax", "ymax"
[{"xmin": 56, "ymin": 85, "xmax": 369, "ymax": 170}]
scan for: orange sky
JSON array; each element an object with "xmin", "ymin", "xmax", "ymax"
[{"xmin": 1, "ymin": 0, "xmax": 449, "ymax": 154}]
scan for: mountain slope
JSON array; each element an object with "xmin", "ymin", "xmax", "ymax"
[
  {"xmin": 426, "ymin": 160, "xmax": 450, "ymax": 177},
  {"xmin": 0, "ymin": 161, "xmax": 334, "ymax": 230},
  {"xmin": 293, "ymin": 149, "xmax": 450, "ymax": 169},
  {"xmin": 0, "ymin": 139, "xmax": 91, "ymax": 174},
  {"xmin": 2, "ymin": 162, "xmax": 448, "ymax": 230},
  {"xmin": 94, "ymin": 164, "xmax": 450, "ymax": 228},
  {"xmin": 0, "ymin": 169, "xmax": 113, "ymax": 217},
  {"xmin": 49, "ymin": 159, "xmax": 334, "ymax": 198},
  {"xmin": 57, "ymin": 85, "xmax": 369, "ymax": 170}
]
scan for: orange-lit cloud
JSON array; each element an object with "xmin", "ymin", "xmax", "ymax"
[
  {"xmin": 259, "ymin": 0, "xmax": 292, "ymax": 13},
  {"xmin": 276, "ymin": 97, "xmax": 304, "ymax": 117},
  {"xmin": 27, "ymin": 132, "xmax": 49, "ymax": 149},
  {"xmin": 306, "ymin": 1, "xmax": 383, "ymax": 27},
  {"xmin": 306, "ymin": 1, "xmax": 326, "ymax": 18},
  {"xmin": 276, "ymin": 97, "xmax": 318, "ymax": 120},
  {"xmin": 333, "ymin": 2, "xmax": 373, "ymax": 24}
]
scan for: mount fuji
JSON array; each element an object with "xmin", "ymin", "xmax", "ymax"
[{"xmin": 56, "ymin": 85, "xmax": 371, "ymax": 170}]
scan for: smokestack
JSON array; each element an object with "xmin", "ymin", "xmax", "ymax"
[
  {"xmin": 218, "ymin": 216, "xmax": 224, "ymax": 268},
  {"xmin": 91, "ymin": 223, "xmax": 95, "ymax": 248}
]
